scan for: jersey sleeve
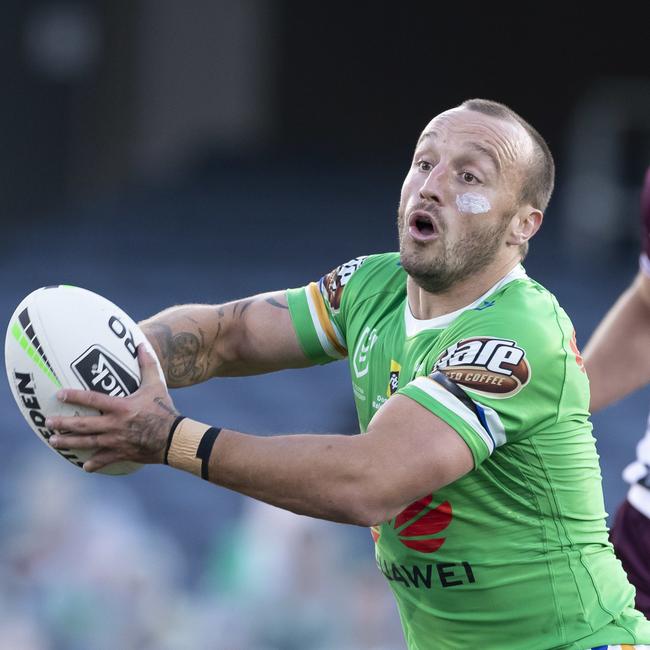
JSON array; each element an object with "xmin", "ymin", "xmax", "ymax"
[
  {"xmin": 286, "ymin": 256, "xmax": 367, "ymax": 364},
  {"xmin": 400, "ymin": 369, "xmax": 508, "ymax": 467},
  {"xmin": 399, "ymin": 283, "xmax": 589, "ymax": 468}
]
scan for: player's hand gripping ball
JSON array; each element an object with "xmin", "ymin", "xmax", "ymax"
[{"xmin": 5, "ymin": 285, "xmax": 164, "ymax": 475}]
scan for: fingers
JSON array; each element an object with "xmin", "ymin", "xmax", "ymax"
[
  {"xmin": 50, "ymin": 432, "xmax": 109, "ymax": 450},
  {"xmin": 56, "ymin": 388, "xmax": 125, "ymax": 412},
  {"xmin": 83, "ymin": 450, "xmax": 124, "ymax": 473},
  {"xmin": 46, "ymin": 412, "xmax": 115, "ymax": 434},
  {"xmin": 48, "ymin": 353, "xmax": 172, "ymax": 469}
]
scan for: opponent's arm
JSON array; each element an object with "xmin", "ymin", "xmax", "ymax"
[
  {"xmin": 47, "ymin": 347, "xmax": 473, "ymax": 526},
  {"xmin": 584, "ymin": 168, "xmax": 650, "ymax": 412},
  {"xmin": 584, "ymin": 270, "xmax": 650, "ymax": 412},
  {"xmin": 140, "ymin": 291, "xmax": 312, "ymax": 387}
]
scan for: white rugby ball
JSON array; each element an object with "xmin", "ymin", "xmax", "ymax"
[{"xmin": 5, "ymin": 285, "xmax": 162, "ymax": 475}]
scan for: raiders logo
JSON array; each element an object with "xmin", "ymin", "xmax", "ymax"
[
  {"xmin": 321, "ymin": 256, "xmax": 367, "ymax": 311},
  {"xmin": 434, "ymin": 337, "xmax": 530, "ymax": 398},
  {"xmin": 386, "ymin": 360, "xmax": 401, "ymax": 397}
]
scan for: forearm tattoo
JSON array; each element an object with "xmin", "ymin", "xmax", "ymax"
[
  {"xmin": 168, "ymin": 332, "xmax": 203, "ymax": 382},
  {"xmin": 144, "ymin": 322, "xmax": 173, "ymax": 363},
  {"xmin": 144, "ymin": 321, "xmax": 208, "ymax": 385}
]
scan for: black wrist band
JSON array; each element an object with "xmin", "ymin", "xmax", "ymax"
[
  {"xmin": 196, "ymin": 427, "xmax": 222, "ymax": 480},
  {"xmin": 164, "ymin": 415, "xmax": 185, "ymax": 465}
]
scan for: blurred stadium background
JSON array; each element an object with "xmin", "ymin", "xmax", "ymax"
[{"xmin": 1, "ymin": 2, "xmax": 649, "ymax": 648}]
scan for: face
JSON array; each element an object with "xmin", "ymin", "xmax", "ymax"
[{"xmin": 397, "ymin": 107, "xmax": 532, "ymax": 293}]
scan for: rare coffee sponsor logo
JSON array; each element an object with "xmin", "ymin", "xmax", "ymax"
[
  {"xmin": 71, "ymin": 345, "xmax": 139, "ymax": 397},
  {"xmin": 321, "ymin": 256, "xmax": 367, "ymax": 311},
  {"xmin": 434, "ymin": 336, "xmax": 530, "ymax": 398}
]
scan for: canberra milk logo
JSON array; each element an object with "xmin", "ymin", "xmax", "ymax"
[
  {"xmin": 371, "ymin": 494, "xmax": 452, "ymax": 554},
  {"xmin": 71, "ymin": 345, "xmax": 139, "ymax": 397},
  {"xmin": 353, "ymin": 327, "xmax": 378, "ymax": 378},
  {"xmin": 434, "ymin": 336, "xmax": 530, "ymax": 398}
]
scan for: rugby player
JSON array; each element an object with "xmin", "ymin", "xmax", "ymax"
[
  {"xmin": 46, "ymin": 100, "xmax": 650, "ymax": 649},
  {"xmin": 584, "ymin": 167, "xmax": 650, "ymax": 619}
]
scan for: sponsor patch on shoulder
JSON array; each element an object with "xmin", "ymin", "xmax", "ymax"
[
  {"xmin": 433, "ymin": 336, "xmax": 530, "ymax": 398},
  {"xmin": 320, "ymin": 256, "xmax": 367, "ymax": 311}
]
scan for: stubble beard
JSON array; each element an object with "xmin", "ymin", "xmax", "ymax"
[{"xmin": 397, "ymin": 207, "xmax": 511, "ymax": 294}]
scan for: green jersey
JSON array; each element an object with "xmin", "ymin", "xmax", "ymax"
[{"xmin": 287, "ymin": 253, "xmax": 650, "ymax": 650}]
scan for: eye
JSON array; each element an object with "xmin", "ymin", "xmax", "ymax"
[
  {"xmin": 461, "ymin": 171, "xmax": 480, "ymax": 184},
  {"xmin": 415, "ymin": 160, "xmax": 433, "ymax": 172}
]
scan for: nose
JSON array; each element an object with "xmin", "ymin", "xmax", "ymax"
[{"xmin": 418, "ymin": 163, "xmax": 446, "ymax": 204}]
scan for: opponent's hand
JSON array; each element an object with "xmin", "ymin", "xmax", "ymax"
[
  {"xmin": 47, "ymin": 344, "xmax": 179, "ymax": 473},
  {"xmin": 640, "ymin": 167, "xmax": 650, "ymax": 257}
]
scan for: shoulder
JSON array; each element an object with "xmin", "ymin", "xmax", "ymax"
[
  {"xmin": 325, "ymin": 252, "xmax": 406, "ymax": 313},
  {"xmin": 431, "ymin": 275, "xmax": 578, "ymax": 400},
  {"xmin": 461, "ymin": 275, "xmax": 570, "ymax": 346}
]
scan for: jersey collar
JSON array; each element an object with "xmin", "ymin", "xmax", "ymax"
[{"xmin": 404, "ymin": 264, "xmax": 528, "ymax": 337}]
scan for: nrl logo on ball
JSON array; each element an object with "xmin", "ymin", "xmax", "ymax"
[{"xmin": 434, "ymin": 337, "xmax": 530, "ymax": 398}]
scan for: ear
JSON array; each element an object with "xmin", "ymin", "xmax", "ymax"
[{"xmin": 506, "ymin": 206, "xmax": 543, "ymax": 247}]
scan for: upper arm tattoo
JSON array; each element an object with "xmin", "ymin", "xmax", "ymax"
[
  {"xmin": 231, "ymin": 295, "xmax": 289, "ymax": 319},
  {"xmin": 146, "ymin": 292, "xmax": 292, "ymax": 385},
  {"xmin": 265, "ymin": 296, "xmax": 289, "ymax": 310},
  {"xmin": 232, "ymin": 299, "xmax": 255, "ymax": 319}
]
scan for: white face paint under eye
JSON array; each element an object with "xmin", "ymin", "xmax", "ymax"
[{"xmin": 456, "ymin": 193, "xmax": 491, "ymax": 215}]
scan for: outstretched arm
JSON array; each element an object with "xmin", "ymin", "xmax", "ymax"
[
  {"xmin": 584, "ymin": 168, "xmax": 650, "ymax": 412},
  {"xmin": 46, "ymin": 346, "xmax": 473, "ymax": 527},
  {"xmin": 140, "ymin": 290, "xmax": 313, "ymax": 387}
]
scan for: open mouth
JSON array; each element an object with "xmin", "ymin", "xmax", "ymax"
[{"xmin": 408, "ymin": 211, "xmax": 438, "ymax": 242}]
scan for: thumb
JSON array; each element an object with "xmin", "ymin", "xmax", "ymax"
[{"xmin": 137, "ymin": 342, "xmax": 164, "ymax": 386}]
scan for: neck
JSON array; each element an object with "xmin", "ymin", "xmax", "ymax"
[{"xmin": 407, "ymin": 255, "xmax": 521, "ymax": 320}]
